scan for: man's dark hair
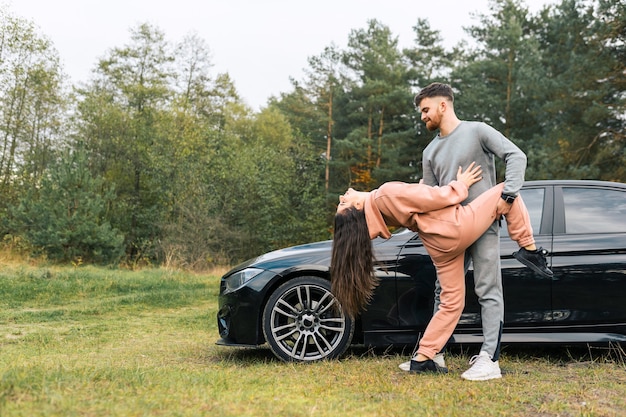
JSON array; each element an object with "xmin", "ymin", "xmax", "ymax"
[{"xmin": 414, "ymin": 82, "xmax": 454, "ymax": 107}]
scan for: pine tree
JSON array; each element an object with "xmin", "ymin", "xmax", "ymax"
[{"xmin": 10, "ymin": 147, "xmax": 124, "ymax": 264}]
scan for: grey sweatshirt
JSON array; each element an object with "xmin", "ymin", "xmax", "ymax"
[{"xmin": 421, "ymin": 121, "xmax": 526, "ymax": 203}]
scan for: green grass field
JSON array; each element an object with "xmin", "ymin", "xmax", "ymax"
[{"xmin": 0, "ymin": 263, "xmax": 624, "ymax": 416}]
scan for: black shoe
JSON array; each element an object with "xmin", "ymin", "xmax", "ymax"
[
  {"xmin": 513, "ymin": 247, "xmax": 553, "ymax": 278},
  {"xmin": 409, "ymin": 359, "xmax": 448, "ymax": 374}
]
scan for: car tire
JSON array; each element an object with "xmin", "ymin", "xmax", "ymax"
[{"xmin": 262, "ymin": 276, "xmax": 355, "ymax": 362}]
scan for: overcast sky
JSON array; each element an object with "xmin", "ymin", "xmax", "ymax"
[{"xmin": 7, "ymin": 0, "xmax": 555, "ymax": 110}]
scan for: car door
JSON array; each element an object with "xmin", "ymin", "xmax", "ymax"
[
  {"xmin": 462, "ymin": 184, "xmax": 554, "ymax": 332},
  {"xmin": 391, "ymin": 184, "xmax": 555, "ymax": 338},
  {"xmin": 392, "ymin": 233, "xmax": 437, "ymax": 328},
  {"xmin": 549, "ymin": 183, "xmax": 626, "ymax": 331},
  {"xmin": 373, "ymin": 232, "xmax": 437, "ymax": 346},
  {"xmin": 360, "ymin": 231, "xmax": 429, "ymax": 340}
]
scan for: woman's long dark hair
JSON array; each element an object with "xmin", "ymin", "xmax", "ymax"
[{"xmin": 330, "ymin": 206, "xmax": 378, "ymax": 318}]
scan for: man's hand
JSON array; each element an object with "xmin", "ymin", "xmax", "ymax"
[
  {"xmin": 456, "ymin": 162, "xmax": 483, "ymax": 188},
  {"xmin": 496, "ymin": 198, "xmax": 512, "ymax": 215}
]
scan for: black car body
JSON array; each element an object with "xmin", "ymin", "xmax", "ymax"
[{"xmin": 217, "ymin": 180, "xmax": 626, "ymax": 362}]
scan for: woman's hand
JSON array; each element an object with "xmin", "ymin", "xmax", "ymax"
[{"xmin": 456, "ymin": 162, "xmax": 483, "ymax": 188}]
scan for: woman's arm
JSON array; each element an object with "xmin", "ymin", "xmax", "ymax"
[{"xmin": 377, "ymin": 164, "xmax": 482, "ymax": 214}]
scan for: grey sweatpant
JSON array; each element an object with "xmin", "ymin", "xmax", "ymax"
[{"xmin": 467, "ymin": 224, "xmax": 503, "ymax": 360}]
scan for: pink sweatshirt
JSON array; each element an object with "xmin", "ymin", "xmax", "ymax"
[{"xmin": 364, "ymin": 180, "xmax": 470, "ymax": 252}]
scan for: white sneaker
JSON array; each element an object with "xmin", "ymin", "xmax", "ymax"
[
  {"xmin": 399, "ymin": 353, "xmax": 446, "ymax": 372},
  {"xmin": 461, "ymin": 351, "xmax": 502, "ymax": 381}
]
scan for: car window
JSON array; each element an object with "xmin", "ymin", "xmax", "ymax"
[
  {"xmin": 500, "ymin": 188, "xmax": 544, "ymax": 236},
  {"xmin": 520, "ymin": 188, "xmax": 544, "ymax": 234},
  {"xmin": 563, "ymin": 187, "xmax": 626, "ymax": 233}
]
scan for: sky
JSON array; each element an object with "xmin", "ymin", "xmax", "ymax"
[{"xmin": 7, "ymin": 0, "xmax": 555, "ymax": 110}]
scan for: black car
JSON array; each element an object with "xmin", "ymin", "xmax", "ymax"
[{"xmin": 217, "ymin": 180, "xmax": 626, "ymax": 362}]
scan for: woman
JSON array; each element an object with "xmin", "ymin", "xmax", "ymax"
[{"xmin": 330, "ymin": 163, "xmax": 552, "ymax": 374}]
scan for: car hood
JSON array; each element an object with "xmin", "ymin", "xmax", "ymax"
[
  {"xmin": 223, "ymin": 240, "xmax": 333, "ymax": 277},
  {"xmin": 223, "ymin": 229, "xmax": 414, "ymax": 278}
]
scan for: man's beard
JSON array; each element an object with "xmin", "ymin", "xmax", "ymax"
[{"xmin": 425, "ymin": 119, "xmax": 439, "ymax": 131}]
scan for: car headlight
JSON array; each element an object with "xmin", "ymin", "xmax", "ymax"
[{"xmin": 224, "ymin": 267, "xmax": 265, "ymax": 293}]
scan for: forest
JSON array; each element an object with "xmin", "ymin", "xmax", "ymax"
[{"xmin": 0, "ymin": 0, "xmax": 623, "ymax": 269}]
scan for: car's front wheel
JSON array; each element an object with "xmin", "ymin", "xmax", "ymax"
[{"xmin": 262, "ymin": 276, "xmax": 354, "ymax": 362}]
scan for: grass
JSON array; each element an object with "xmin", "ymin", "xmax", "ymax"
[{"xmin": 0, "ymin": 263, "xmax": 625, "ymax": 416}]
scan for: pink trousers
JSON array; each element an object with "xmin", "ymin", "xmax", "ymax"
[{"xmin": 416, "ymin": 183, "xmax": 535, "ymax": 359}]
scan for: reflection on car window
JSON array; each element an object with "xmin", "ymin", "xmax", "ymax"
[
  {"xmin": 563, "ymin": 187, "xmax": 626, "ymax": 233},
  {"xmin": 501, "ymin": 188, "xmax": 544, "ymax": 236}
]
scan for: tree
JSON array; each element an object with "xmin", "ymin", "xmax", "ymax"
[
  {"xmin": 209, "ymin": 106, "xmax": 327, "ymax": 261},
  {"xmin": 0, "ymin": 8, "xmax": 65, "ymax": 211},
  {"xmin": 75, "ymin": 23, "xmax": 175, "ymax": 263},
  {"xmin": 10, "ymin": 147, "xmax": 124, "ymax": 264},
  {"xmin": 300, "ymin": 46, "xmax": 345, "ymax": 194},
  {"xmin": 453, "ymin": 0, "xmax": 542, "ymax": 133},
  {"xmin": 403, "ymin": 17, "xmax": 455, "ymax": 86},
  {"xmin": 272, "ymin": 46, "xmax": 346, "ymax": 200},
  {"xmin": 450, "ymin": 0, "xmax": 625, "ymax": 182},
  {"xmin": 334, "ymin": 20, "xmax": 417, "ymax": 192},
  {"xmin": 403, "ymin": 18, "xmax": 457, "ymax": 177},
  {"xmin": 448, "ymin": 0, "xmax": 552, "ymax": 181},
  {"xmin": 592, "ymin": 0, "xmax": 626, "ymax": 182},
  {"xmin": 530, "ymin": 0, "xmax": 625, "ymax": 180}
]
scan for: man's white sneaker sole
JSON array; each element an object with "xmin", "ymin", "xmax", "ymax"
[
  {"xmin": 461, "ymin": 351, "xmax": 502, "ymax": 381},
  {"xmin": 461, "ymin": 370, "xmax": 502, "ymax": 381}
]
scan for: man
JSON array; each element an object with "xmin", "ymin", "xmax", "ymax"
[{"xmin": 411, "ymin": 82, "xmax": 527, "ymax": 381}]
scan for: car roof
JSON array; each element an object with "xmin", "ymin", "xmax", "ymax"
[{"xmin": 523, "ymin": 179, "xmax": 626, "ymax": 189}]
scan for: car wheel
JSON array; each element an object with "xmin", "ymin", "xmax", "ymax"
[{"xmin": 262, "ymin": 276, "xmax": 354, "ymax": 362}]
